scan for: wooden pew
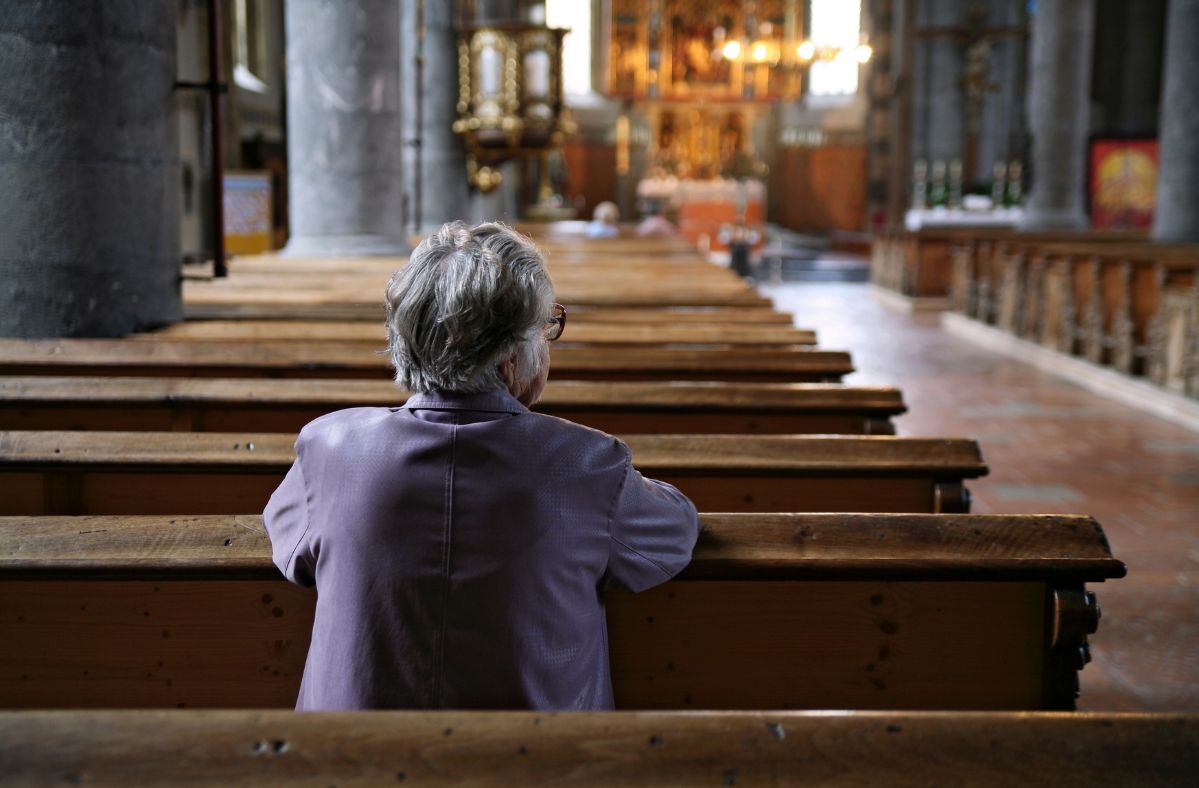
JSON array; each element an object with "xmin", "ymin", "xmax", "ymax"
[
  {"xmin": 223, "ymin": 254, "xmax": 738, "ymax": 277},
  {"xmin": 0, "ymin": 710, "xmax": 1191, "ymax": 785},
  {"xmin": 183, "ymin": 272, "xmax": 772, "ymax": 309},
  {"xmin": 139, "ymin": 319, "xmax": 819, "ymax": 347},
  {"xmin": 0, "ymin": 377, "xmax": 907, "ymax": 435},
  {"xmin": 0, "ymin": 431, "xmax": 986, "ymax": 515},
  {"xmin": 0, "ymin": 513, "xmax": 1121, "ymax": 710},
  {"xmin": 185, "ymin": 302, "xmax": 798, "ymax": 324},
  {"xmin": 0, "ymin": 339, "xmax": 854, "ymax": 383}
]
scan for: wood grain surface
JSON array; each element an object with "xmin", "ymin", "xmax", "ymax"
[
  {"xmin": 1, "ymin": 710, "xmax": 1192, "ymax": 786},
  {"xmin": 0, "ymin": 431, "xmax": 986, "ymax": 473},
  {"xmin": 0, "ymin": 513, "xmax": 1123, "ymax": 580},
  {"xmin": 0, "ymin": 377, "xmax": 905, "ymax": 434},
  {"xmin": 140, "ymin": 320, "xmax": 819, "ymax": 346},
  {"xmin": 184, "ymin": 302, "xmax": 798, "ymax": 323},
  {"xmin": 0, "ymin": 340, "xmax": 854, "ymax": 382}
]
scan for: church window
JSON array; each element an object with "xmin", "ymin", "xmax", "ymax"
[
  {"xmin": 808, "ymin": 0, "xmax": 862, "ymax": 97},
  {"xmin": 546, "ymin": 0, "xmax": 593, "ymax": 96}
]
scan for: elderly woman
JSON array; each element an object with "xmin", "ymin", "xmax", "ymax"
[{"xmin": 264, "ymin": 221, "xmax": 699, "ymax": 710}]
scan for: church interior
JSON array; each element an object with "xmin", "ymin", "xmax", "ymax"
[{"xmin": 0, "ymin": 0, "xmax": 1197, "ymax": 781}]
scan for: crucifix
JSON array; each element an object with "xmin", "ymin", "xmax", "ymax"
[{"xmin": 915, "ymin": 2, "xmax": 1027, "ymax": 184}]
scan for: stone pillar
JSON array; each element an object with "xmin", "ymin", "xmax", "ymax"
[
  {"xmin": 0, "ymin": 5, "xmax": 181, "ymax": 337},
  {"xmin": 283, "ymin": 0, "xmax": 407, "ymax": 256},
  {"xmin": 1152, "ymin": 0, "xmax": 1199, "ymax": 243},
  {"xmin": 1019, "ymin": 0, "xmax": 1095, "ymax": 230},
  {"xmin": 401, "ymin": 0, "xmax": 470, "ymax": 232}
]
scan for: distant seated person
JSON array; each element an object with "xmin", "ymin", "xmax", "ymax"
[
  {"xmin": 585, "ymin": 201, "xmax": 621, "ymax": 238},
  {"xmin": 264, "ymin": 221, "xmax": 699, "ymax": 711},
  {"xmin": 636, "ymin": 207, "xmax": 676, "ymax": 237}
]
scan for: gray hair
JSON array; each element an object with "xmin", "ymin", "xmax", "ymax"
[{"xmin": 385, "ymin": 221, "xmax": 554, "ymax": 393}]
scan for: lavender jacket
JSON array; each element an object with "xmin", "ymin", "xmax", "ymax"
[{"xmin": 263, "ymin": 388, "xmax": 699, "ymax": 710}]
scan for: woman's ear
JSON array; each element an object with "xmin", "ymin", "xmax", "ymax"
[{"xmin": 498, "ymin": 354, "xmax": 518, "ymax": 393}]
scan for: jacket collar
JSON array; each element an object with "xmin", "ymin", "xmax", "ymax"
[{"xmin": 403, "ymin": 388, "xmax": 528, "ymax": 415}]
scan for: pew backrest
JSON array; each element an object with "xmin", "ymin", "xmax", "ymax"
[
  {"xmin": 0, "ymin": 377, "xmax": 907, "ymax": 435},
  {"xmin": 0, "ymin": 513, "xmax": 1122, "ymax": 710},
  {"xmin": 0, "ymin": 431, "xmax": 987, "ymax": 515}
]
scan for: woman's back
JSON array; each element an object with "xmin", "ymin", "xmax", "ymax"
[{"xmin": 265, "ymin": 388, "xmax": 697, "ymax": 710}]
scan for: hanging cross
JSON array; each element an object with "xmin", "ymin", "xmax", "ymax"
[{"xmin": 916, "ymin": 3, "xmax": 1027, "ymax": 182}]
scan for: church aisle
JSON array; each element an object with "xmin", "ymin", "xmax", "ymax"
[{"xmin": 761, "ymin": 281, "xmax": 1199, "ymax": 712}]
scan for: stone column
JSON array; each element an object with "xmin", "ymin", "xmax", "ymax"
[
  {"xmin": 1019, "ymin": 0, "xmax": 1095, "ymax": 230},
  {"xmin": 283, "ymin": 0, "xmax": 407, "ymax": 256},
  {"xmin": 0, "ymin": 4, "xmax": 181, "ymax": 337},
  {"xmin": 401, "ymin": 0, "xmax": 470, "ymax": 232},
  {"xmin": 1152, "ymin": 0, "xmax": 1199, "ymax": 243}
]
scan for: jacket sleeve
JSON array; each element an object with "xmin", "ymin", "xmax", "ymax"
[
  {"xmin": 262, "ymin": 453, "xmax": 317, "ymax": 587},
  {"xmin": 605, "ymin": 443, "xmax": 700, "ymax": 593}
]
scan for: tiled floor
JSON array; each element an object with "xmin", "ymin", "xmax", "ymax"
[{"xmin": 761, "ymin": 281, "xmax": 1199, "ymax": 712}]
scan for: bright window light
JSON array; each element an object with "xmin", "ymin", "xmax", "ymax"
[
  {"xmin": 809, "ymin": 0, "xmax": 862, "ymax": 97},
  {"xmin": 546, "ymin": 0, "xmax": 592, "ymax": 96}
]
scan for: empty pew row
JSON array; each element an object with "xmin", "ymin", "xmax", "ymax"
[
  {"xmin": 140, "ymin": 319, "xmax": 819, "ymax": 347},
  {"xmin": 0, "ymin": 378, "xmax": 906, "ymax": 435},
  {"xmin": 950, "ymin": 236, "xmax": 1199, "ymax": 393},
  {"xmin": 1, "ymin": 710, "xmax": 1191, "ymax": 786},
  {"xmin": 220, "ymin": 254, "xmax": 743, "ymax": 277},
  {"xmin": 185, "ymin": 302, "xmax": 798, "ymax": 324},
  {"xmin": 0, "ymin": 339, "xmax": 854, "ymax": 383},
  {"xmin": 183, "ymin": 274, "xmax": 771, "ymax": 309},
  {"xmin": 0, "ymin": 431, "xmax": 986, "ymax": 515},
  {"xmin": 0, "ymin": 513, "xmax": 1122, "ymax": 710}
]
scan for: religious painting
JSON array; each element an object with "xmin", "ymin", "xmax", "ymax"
[
  {"xmin": 606, "ymin": 0, "xmax": 799, "ymax": 100},
  {"xmin": 1089, "ymin": 138, "xmax": 1159, "ymax": 230},
  {"xmin": 609, "ymin": 0, "xmax": 645, "ymax": 96},
  {"xmin": 666, "ymin": 1, "xmax": 736, "ymax": 92}
]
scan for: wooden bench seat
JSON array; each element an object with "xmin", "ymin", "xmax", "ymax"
[
  {"xmin": 184, "ymin": 302, "xmax": 798, "ymax": 324},
  {"xmin": 1, "ymin": 710, "xmax": 1190, "ymax": 785},
  {"xmin": 0, "ymin": 513, "xmax": 1121, "ymax": 710},
  {"xmin": 222, "ymin": 254, "xmax": 740, "ymax": 277},
  {"xmin": 139, "ymin": 319, "xmax": 819, "ymax": 347},
  {"xmin": 0, "ymin": 377, "xmax": 906, "ymax": 435},
  {"xmin": 0, "ymin": 431, "xmax": 986, "ymax": 515},
  {"xmin": 0, "ymin": 339, "xmax": 855, "ymax": 383},
  {"xmin": 183, "ymin": 274, "xmax": 772, "ymax": 309}
]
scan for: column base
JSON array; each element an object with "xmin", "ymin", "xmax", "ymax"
[{"xmin": 281, "ymin": 234, "xmax": 411, "ymax": 257}]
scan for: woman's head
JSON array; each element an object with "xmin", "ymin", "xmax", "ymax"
[
  {"xmin": 593, "ymin": 201, "xmax": 619, "ymax": 225},
  {"xmin": 386, "ymin": 221, "xmax": 554, "ymax": 401}
]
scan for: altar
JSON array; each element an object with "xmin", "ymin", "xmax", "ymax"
[{"xmin": 639, "ymin": 177, "xmax": 766, "ymax": 258}]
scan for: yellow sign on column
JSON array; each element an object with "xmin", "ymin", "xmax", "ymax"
[{"xmin": 223, "ymin": 171, "xmax": 273, "ymax": 254}]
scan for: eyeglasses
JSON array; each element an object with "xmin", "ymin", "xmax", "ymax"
[{"xmin": 544, "ymin": 302, "xmax": 566, "ymax": 342}]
